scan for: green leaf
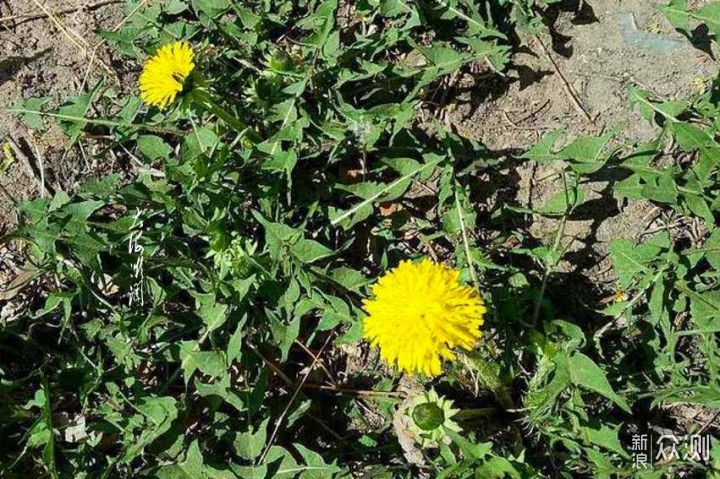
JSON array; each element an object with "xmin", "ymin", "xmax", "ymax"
[
  {"xmin": 234, "ymin": 418, "xmax": 269, "ymax": 461},
  {"xmin": 270, "ymin": 315, "xmax": 301, "ymax": 361},
  {"xmin": 445, "ymin": 429, "xmax": 493, "ymax": 460},
  {"xmin": 323, "ymin": 30, "xmax": 341, "ymax": 60},
  {"xmin": 380, "ymin": 157, "xmax": 422, "ymax": 176},
  {"xmin": 331, "ymin": 156, "xmax": 442, "ymax": 226},
  {"xmin": 703, "ymin": 228, "xmax": 720, "ymax": 271},
  {"xmin": 232, "ymin": 6, "xmax": 261, "ymax": 28},
  {"xmin": 330, "ymin": 267, "xmax": 367, "ymax": 290},
  {"xmin": 163, "ymin": 0, "xmax": 188, "ymax": 14},
  {"xmin": 191, "ymin": 0, "xmax": 229, "ymax": 19},
  {"xmin": 293, "ymin": 443, "xmax": 341, "ymax": 478},
  {"xmin": 286, "ymin": 399, "xmax": 312, "ymax": 428},
  {"xmin": 473, "ymin": 456, "xmax": 522, "ymax": 479},
  {"xmin": 421, "ymin": 45, "xmax": 466, "ymax": 72},
  {"xmin": 77, "ymin": 174, "xmax": 120, "ymax": 197},
  {"xmin": 262, "ymin": 149, "xmax": 297, "ymax": 176},
  {"xmin": 337, "ymin": 319, "xmax": 363, "ymax": 343},
  {"xmin": 609, "ymin": 239, "xmax": 660, "ymax": 288},
  {"xmin": 671, "ymin": 122, "xmax": 714, "ymax": 151},
  {"xmin": 688, "ymin": 288, "xmax": 720, "ymax": 326},
  {"xmin": 684, "ymin": 193, "xmax": 713, "ymax": 225},
  {"xmin": 265, "ymin": 446, "xmax": 299, "ymax": 477},
  {"xmin": 302, "ymin": 0, "xmax": 337, "ymax": 47},
  {"xmin": 252, "ymin": 211, "xmax": 302, "ymax": 259},
  {"xmin": 14, "ymin": 97, "xmax": 50, "ymax": 131},
  {"xmin": 157, "ymin": 440, "xmax": 235, "ymax": 479},
  {"xmin": 182, "ymin": 126, "xmax": 219, "ymax": 159},
  {"xmin": 532, "ymin": 351, "xmax": 572, "ymax": 417},
  {"xmin": 195, "ymin": 375, "xmax": 246, "ymax": 413},
  {"xmin": 641, "ymin": 169, "xmax": 678, "ymax": 205},
  {"xmin": 56, "ymin": 81, "xmax": 103, "ymax": 143},
  {"xmin": 558, "ymin": 134, "xmax": 612, "ymax": 163},
  {"xmin": 290, "ymin": 239, "xmax": 334, "ymax": 263},
  {"xmin": 62, "ymin": 200, "xmax": 105, "ymax": 220},
  {"xmin": 38, "ymin": 292, "xmax": 73, "ymax": 324},
  {"xmin": 227, "ymin": 316, "xmax": 246, "ymax": 363},
  {"xmin": 137, "ymin": 135, "xmax": 173, "ymax": 160},
  {"xmin": 569, "ymin": 353, "xmax": 632, "ymax": 413},
  {"xmin": 230, "ymin": 464, "xmax": 267, "ymax": 479},
  {"xmin": 582, "ymin": 422, "xmax": 629, "ymax": 457},
  {"xmin": 125, "ymin": 396, "xmax": 179, "ymax": 462},
  {"xmin": 137, "ymin": 396, "xmax": 178, "ymax": 430},
  {"xmin": 536, "ymin": 181, "xmax": 584, "ymax": 216},
  {"xmin": 456, "ymin": 37, "xmax": 511, "ymax": 72},
  {"xmin": 657, "ymin": 0, "xmax": 690, "ymax": 33},
  {"xmin": 439, "ymin": 3, "xmax": 504, "ymax": 38},
  {"xmin": 693, "ymin": 3, "xmax": 720, "ymax": 37},
  {"xmin": 318, "ymin": 306, "xmax": 349, "ymax": 331},
  {"xmin": 628, "ymin": 86, "xmax": 684, "ymax": 124},
  {"xmin": 196, "ymin": 293, "xmax": 229, "ymax": 334},
  {"xmin": 521, "ymin": 128, "xmax": 564, "ymax": 161},
  {"xmin": 179, "ymin": 342, "xmax": 226, "ymax": 381}
]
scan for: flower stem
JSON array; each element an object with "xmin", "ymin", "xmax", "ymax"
[
  {"xmin": 462, "ymin": 350, "xmax": 515, "ymax": 411},
  {"xmin": 191, "ymin": 89, "xmax": 249, "ymax": 136},
  {"xmin": 453, "ymin": 407, "xmax": 498, "ymax": 422}
]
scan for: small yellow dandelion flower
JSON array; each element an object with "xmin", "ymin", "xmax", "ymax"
[
  {"xmin": 613, "ymin": 284, "xmax": 628, "ymax": 303},
  {"xmin": 139, "ymin": 41, "xmax": 195, "ymax": 110},
  {"xmin": 2, "ymin": 142, "xmax": 14, "ymax": 161},
  {"xmin": 363, "ymin": 259, "xmax": 486, "ymax": 377},
  {"xmin": 3, "ymin": 142, "xmax": 14, "ymax": 160}
]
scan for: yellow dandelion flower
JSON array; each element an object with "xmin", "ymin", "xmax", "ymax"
[
  {"xmin": 613, "ymin": 284, "xmax": 628, "ymax": 303},
  {"xmin": 1, "ymin": 142, "xmax": 15, "ymax": 174},
  {"xmin": 139, "ymin": 41, "xmax": 195, "ymax": 110},
  {"xmin": 362, "ymin": 259, "xmax": 486, "ymax": 377}
]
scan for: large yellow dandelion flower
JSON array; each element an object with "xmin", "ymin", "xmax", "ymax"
[
  {"xmin": 139, "ymin": 41, "xmax": 195, "ymax": 109},
  {"xmin": 363, "ymin": 259, "xmax": 486, "ymax": 377}
]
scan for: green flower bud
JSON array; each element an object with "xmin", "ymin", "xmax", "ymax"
[
  {"xmin": 269, "ymin": 51, "xmax": 292, "ymax": 72},
  {"xmin": 412, "ymin": 402, "xmax": 445, "ymax": 431}
]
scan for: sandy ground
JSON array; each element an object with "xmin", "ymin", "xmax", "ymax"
[
  {"xmin": 0, "ymin": 0, "xmax": 125, "ymax": 232},
  {"xmin": 450, "ymin": 0, "xmax": 718, "ymax": 304},
  {"xmin": 0, "ymin": 0, "xmax": 125, "ymax": 308}
]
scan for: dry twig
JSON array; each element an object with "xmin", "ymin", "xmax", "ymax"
[{"xmin": 534, "ymin": 36, "xmax": 596, "ymax": 126}]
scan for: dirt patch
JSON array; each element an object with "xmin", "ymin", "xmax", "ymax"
[
  {"xmin": 0, "ymin": 0, "xmax": 126, "ymax": 231},
  {"xmin": 458, "ymin": 0, "xmax": 717, "ymax": 148},
  {"xmin": 452, "ymin": 0, "xmax": 718, "ymax": 302},
  {"xmin": 0, "ymin": 1, "xmax": 129, "ymax": 313}
]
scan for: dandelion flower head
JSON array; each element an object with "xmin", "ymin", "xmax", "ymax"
[
  {"xmin": 362, "ymin": 259, "xmax": 486, "ymax": 377},
  {"xmin": 139, "ymin": 41, "xmax": 195, "ymax": 109}
]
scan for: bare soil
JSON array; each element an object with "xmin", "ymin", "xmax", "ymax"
[
  {"xmin": 0, "ymin": 0, "xmax": 127, "ymax": 314},
  {"xmin": 451, "ymin": 0, "xmax": 718, "ymax": 304},
  {"xmin": 0, "ymin": 0, "xmax": 125, "ymax": 232}
]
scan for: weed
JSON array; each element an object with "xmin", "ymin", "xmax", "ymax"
[{"xmin": 1, "ymin": 0, "xmax": 719, "ymax": 478}]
